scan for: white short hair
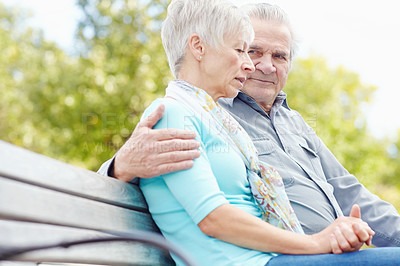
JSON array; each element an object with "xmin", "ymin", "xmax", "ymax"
[
  {"xmin": 162, "ymin": 0, "xmax": 254, "ymax": 78},
  {"xmin": 242, "ymin": 3, "xmax": 298, "ymax": 60}
]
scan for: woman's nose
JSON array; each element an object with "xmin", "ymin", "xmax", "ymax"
[{"xmin": 243, "ymin": 53, "xmax": 255, "ymax": 73}]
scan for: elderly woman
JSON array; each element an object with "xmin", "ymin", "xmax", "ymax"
[{"xmin": 139, "ymin": 0, "xmax": 382, "ymax": 265}]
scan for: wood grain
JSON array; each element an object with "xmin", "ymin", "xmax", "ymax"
[{"xmin": 0, "ymin": 140, "xmax": 148, "ymax": 211}]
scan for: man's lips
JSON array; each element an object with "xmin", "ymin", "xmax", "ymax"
[{"xmin": 247, "ymin": 77, "xmax": 276, "ymax": 84}]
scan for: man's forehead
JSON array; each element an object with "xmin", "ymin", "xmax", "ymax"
[
  {"xmin": 251, "ymin": 18, "xmax": 291, "ymax": 38},
  {"xmin": 250, "ymin": 20, "xmax": 291, "ymax": 52},
  {"xmin": 249, "ymin": 41, "xmax": 290, "ymax": 54}
]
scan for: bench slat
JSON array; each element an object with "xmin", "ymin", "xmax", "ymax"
[
  {"xmin": 0, "ymin": 177, "xmax": 158, "ymax": 233},
  {"xmin": 0, "ymin": 220, "xmax": 173, "ymax": 265},
  {"xmin": 0, "ymin": 141, "xmax": 147, "ymax": 211},
  {"xmin": 0, "ymin": 141, "xmax": 182, "ymax": 265}
]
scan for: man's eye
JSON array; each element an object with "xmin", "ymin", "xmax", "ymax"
[
  {"xmin": 248, "ymin": 50, "xmax": 261, "ymax": 57},
  {"xmin": 236, "ymin": 49, "xmax": 245, "ymax": 53},
  {"xmin": 274, "ymin": 54, "xmax": 286, "ymax": 60}
]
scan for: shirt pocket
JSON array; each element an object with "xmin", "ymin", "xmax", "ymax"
[
  {"xmin": 297, "ymin": 141, "xmax": 326, "ymax": 181},
  {"xmin": 252, "ymin": 138, "xmax": 295, "ymax": 188}
]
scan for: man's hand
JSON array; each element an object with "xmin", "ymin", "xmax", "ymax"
[
  {"xmin": 328, "ymin": 204, "xmax": 375, "ymax": 254},
  {"xmin": 312, "ymin": 204, "xmax": 375, "ymax": 254},
  {"xmin": 114, "ymin": 104, "xmax": 201, "ymax": 182}
]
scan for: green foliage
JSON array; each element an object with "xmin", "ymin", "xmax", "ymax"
[
  {"xmin": 1, "ymin": 2, "xmax": 85, "ymax": 165},
  {"xmin": 0, "ymin": 0, "xmax": 172, "ymax": 169},
  {"xmin": 72, "ymin": 0, "xmax": 172, "ymax": 168},
  {"xmin": 0, "ymin": 0, "xmax": 399, "ymax": 209},
  {"xmin": 286, "ymin": 57, "xmax": 400, "ymax": 206}
]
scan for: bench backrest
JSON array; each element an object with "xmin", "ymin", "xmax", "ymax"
[{"xmin": 0, "ymin": 140, "xmax": 179, "ymax": 265}]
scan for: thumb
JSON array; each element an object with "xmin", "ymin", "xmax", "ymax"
[
  {"xmin": 350, "ymin": 204, "xmax": 361, "ymax": 219},
  {"xmin": 139, "ymin": 104, "xmax": 165, "ymax": 129}
]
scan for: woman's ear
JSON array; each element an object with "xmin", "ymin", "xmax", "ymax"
[{"xmin": 188, "ymin": 34, "xmax": 204, "ymax": 61}]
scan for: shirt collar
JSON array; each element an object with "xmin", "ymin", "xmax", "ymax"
[
  {"xmin": 221, "ymin": 90, "xmax": 291, "ymax": 111},
  {"xmin": 275, "ymin": 91, "xmax": 291, "ymax": 111}
]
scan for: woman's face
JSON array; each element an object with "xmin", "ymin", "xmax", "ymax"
[{"xmin": 200, "ymin": 34, "xmax": 255, "ymax": 100}]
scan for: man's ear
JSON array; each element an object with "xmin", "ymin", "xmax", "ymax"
[{"xmin": 188, "ymin": 34, "xmax": 204, "ymax": 61}]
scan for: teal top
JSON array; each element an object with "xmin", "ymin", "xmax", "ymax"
[{"xmin": 140, "ymin": 98, "xmax": 276, "ymax": 266}]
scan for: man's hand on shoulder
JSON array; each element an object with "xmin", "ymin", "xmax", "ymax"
[{"xmin": 113, "ymin": 104, "xmax": 201, "ymax": 182}]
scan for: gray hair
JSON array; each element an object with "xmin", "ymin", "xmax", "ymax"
[
  {"xmin": 162, "ymin": 0, "xmax": 254, "ymax": 78},
  {"xmin": 242, "ymin": 3, "xmax": 298, "ymax": 60}
]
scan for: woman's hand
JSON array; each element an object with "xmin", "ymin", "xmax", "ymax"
[
  {"xmin": 198, "ymin": 203, "xmax": 374, "ymax": 255},
  {"xmin": 311, "ymin": 204, "xmax": 375, "ymax": 254}
]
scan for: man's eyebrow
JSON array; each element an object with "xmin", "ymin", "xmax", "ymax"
[
  {"xmin": 275, "ymin": 50, "xmax": 288, "ymax": 55},
  {"xmin": 249, "ymin": 45, "xmax": 262, "ymax": 50}
]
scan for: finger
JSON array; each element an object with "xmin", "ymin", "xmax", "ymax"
[
  {"xmin": 350, "ymin": 204, "xmax": 361, "ymax": 219},
  {"xmin": 352, "ymin": 223, "xmax": 370, "ymax": 243},
  {"xmin": 138, "ymin": 104, "xmax": 165, "ymax": 128},
  {"xmin": 156, "ymin": 150, "xmax": 201, "ymax": 165},
  {"xmin": 366, "ymin": 235, "xmax": 373, "ymax": 246},
  {"xmin": 358, "ymin": 221, "xmax": 375, "ymax": 238},
  {"xmin": 147, "ymin": 160, "xmax": 196, "ymax": 177},
  {"xmin": 363, "ymin": 223, "xmax": 375, "ymax": 246},
  {"xmin": 366, "ymin": 224, "xmax": 375, "ymax": 237},
  {"xmin": 151, "ymin": 139, "xmax": 200, "ymax": 153},
  {"xmin": 334, "ymin": 227, "xmax": 352, "ymax": 252},
  {"xmin": 339, "ymin": 223, "xmax": 360, "ymax": 249},
  {"xmin": 153, "ymin": 128, "xmax": 197, "ymax": 141},
  {"xmin": 330, "ymin": 234, "xmax": 342, "ymax": 254}
]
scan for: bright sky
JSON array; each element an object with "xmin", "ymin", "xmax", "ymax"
[{"xmin": 2, "ymin": 0, "xmax": 400, "ymax": 140}]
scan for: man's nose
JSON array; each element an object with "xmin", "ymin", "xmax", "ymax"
[{"xmin": 256, "ymin": 54, "xmax": 276, "ymax": 74}]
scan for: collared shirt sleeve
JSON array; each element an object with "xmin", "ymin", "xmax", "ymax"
[
  {"xmin": 97, "ymin": 157, "xmax": 115, "ymax": 177},
  {"xmin": 315, "ymin": 135, "xmax": 400, "ymax": 247},
  {"xmin": 291, "ymin": 111, "xmax": 400, "ymax": 247}
]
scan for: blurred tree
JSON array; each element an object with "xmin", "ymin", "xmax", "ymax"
[
  {"xmin": 0, "ymin": 1, "xmax": 399, "ymax": 210},
  {"xmin": 285, "ymin": 57, "xmax": 400, "ymax": 203},
  {"xmin": 0, "ymin": 2, "xmax": 84, "ymax": 165},
  {"xmin": 74, "ymin": 0, "xmax": 172, "ymax": 168},
  {"xmin": 0, "ymin": 0, "xmax": 172, "ymax": 169}
]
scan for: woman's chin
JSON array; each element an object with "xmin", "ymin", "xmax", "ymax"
[{"xmin": 224, "ymin": 88, "xmax": 239, "ymax": 99}]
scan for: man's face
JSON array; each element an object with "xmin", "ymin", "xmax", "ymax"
[{"xmin": 241, "ymin": 18, "xmax": 292, "ymax": 112}]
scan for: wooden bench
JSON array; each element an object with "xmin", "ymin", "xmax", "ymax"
[{"xmin": 0, "ymin": 140, "xmax": 195, "ymax": 265}]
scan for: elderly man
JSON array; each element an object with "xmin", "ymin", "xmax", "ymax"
[{"xmin": 98, "ymin": 3, "xmax": 400, "ymax": 248}]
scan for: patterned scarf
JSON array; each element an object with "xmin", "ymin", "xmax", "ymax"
[{"xmin": 165, "ymin": 80, "xmax": 304, "ymax": 233}]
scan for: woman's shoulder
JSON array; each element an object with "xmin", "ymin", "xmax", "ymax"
[
  {"xmin": 143, "ymin": 97, "xmax": 194, "ymax": 119},
  {"xmin": 142, "ymin": 98, "xmax": 200, "ymax": 131}
]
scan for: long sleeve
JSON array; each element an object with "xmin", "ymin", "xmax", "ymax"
[
  {"xmin": 315, "ymin": 136, "xmax": 400, "ymax": 247},
  {"xmin": 97, "ymin": 157, "xmax": 115, "ymax": 177}
]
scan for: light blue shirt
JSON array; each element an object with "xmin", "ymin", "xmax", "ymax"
[
  {"xmin": 139, "ymin": 98, "xmax": 275, "ymax": 266},
  {"xmin": 98, "ymin": 91, "xmax": 400, "ymax": 248}
]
